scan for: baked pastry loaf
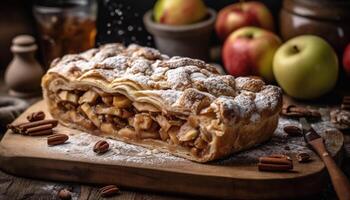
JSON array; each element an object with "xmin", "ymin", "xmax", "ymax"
[{"xmin": 42, "ymin": 43, "xmax": 282, "ymax": 162}]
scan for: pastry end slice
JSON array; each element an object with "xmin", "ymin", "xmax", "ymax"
[{"xmin": 42, "ymin": 43, "xmax": 282, "ymax": 162}]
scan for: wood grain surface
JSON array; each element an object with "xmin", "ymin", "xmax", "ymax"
[{"xmin": 0, "ymin": 100, "xmax": 345, "ymax": 199}]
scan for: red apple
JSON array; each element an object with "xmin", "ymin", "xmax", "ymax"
[
  {"xmin": 215, "ymin": 1, "xmax": 274, "ymax": 41},
  {"xmin": 343, "ymin": 43, "xmax": 350, "ymax": 77},
  {"xmin": 222, "ymin": 26, "xmax": 281, "ymax": 82}
]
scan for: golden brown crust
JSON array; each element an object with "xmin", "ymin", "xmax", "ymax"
[{"xmin": 42, "ymin": 43, "xmax": 282, "ymax": 162}]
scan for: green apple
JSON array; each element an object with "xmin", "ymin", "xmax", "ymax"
[
  {"xmin": 153, "ymin": 0, "xmax": 207, "ymax": 25},
  {"xmin": 273, "ymin": 35, "xmax": 338, "ymax": 99}
]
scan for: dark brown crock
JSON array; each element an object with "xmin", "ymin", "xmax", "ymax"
[{"xmin": 280, "ymin": 0, "xmax": 350, "ymax": 53}]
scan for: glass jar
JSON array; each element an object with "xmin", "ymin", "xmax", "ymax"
[{"xmin": 33, "ymin": 0, "xmax": 97, "ymax": 67}]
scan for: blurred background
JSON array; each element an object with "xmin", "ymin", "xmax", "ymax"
[{"xmin": 0, "ymin": 0, "xmax": 281, "ymax": 72}]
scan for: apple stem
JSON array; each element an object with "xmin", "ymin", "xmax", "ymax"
[{"xmin": 293, "ymin": 45, "xmax": 299, "ymax": 53}]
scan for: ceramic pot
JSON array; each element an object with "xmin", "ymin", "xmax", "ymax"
[
  {"xmin": 143, "ymin": 8, "xmax": 216, "ymax": 61},
  {"xmin": 280, "ymin": 0, "xmax": 350, "ymax": 53},
  {"xmin": 5, "ymin": 35, "xmax": 44, "ymax": 97}
]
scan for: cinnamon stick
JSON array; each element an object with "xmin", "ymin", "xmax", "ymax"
[
  {"xmin": 259, "ymin": 157, "xmax": 293, "ymax": 166},
  {"xmin": 25, "ymin": 124, "xmax": 54, "ymax": 134},
  {"xmin": 19, "ymin": 119, "xmax": 58, "ymax": 130},
  {"xmin": 28, "ymin": 129, "xmax": 53, "ymax": 136},
  {"xmin": 258, "ymin": 163, "xmax": 293, "ymax": 171}
]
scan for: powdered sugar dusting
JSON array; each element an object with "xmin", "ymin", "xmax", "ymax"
[
  {"xmin": 47, "ymin": 43, "xmax": 282, "ymax": 123},
  {"xmin": 217, "ymin": 116, "xmax": 340, "ymax": 165},
  {"xmin": 48, "ymin": 131, "xmax": 185, "ymax": 166}
]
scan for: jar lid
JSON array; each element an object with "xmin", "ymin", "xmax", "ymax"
[
  {"xmin": 283, "ymin": 0, "xmax": 350, "ymax": 21},
  {"xmin": 11, "ymin": 35, "xmax": 37, "ymax": 53}
]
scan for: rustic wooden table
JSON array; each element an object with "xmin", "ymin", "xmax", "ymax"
[{"xmin": 0, "ymin": 82, "xmax": 349, "ymax": 200}]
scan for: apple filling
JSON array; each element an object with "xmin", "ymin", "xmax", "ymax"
[{"xmin": 50, "ymin": 88, "xmax": 212, "ymax": 158}]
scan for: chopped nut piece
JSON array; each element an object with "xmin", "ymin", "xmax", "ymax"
[
  {"xmin": 80, "ymin": 103, "xmax": 101, "ymax": 127},
  {"xmin": 296, "ymin": 152, "xmax": 311, "ymax": 163},
  {"xmin": 58, "ymin": 90, "xmax": 78, "ymax": 104},
  {"xmin": 57, "ymin": 188, "xmax": 72, "ymax": 200},
  {"xmin": 78, "ymin": 90, "xmax": 99, "ymax": 104},
  {"xmin": 113, "ymin": 94, "xmax": 132, "ymax": 108}
]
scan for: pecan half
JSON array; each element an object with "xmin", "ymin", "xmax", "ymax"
[
  {"xmin": 296, "ymin": 152, "xmax": 311, "ymax": 163},
  {"xmin": 283, "ymin": 125, "xmax": 302, "ymax": 137},
  {"xmin": 99, "ymin": 185, "xmax": 120, "ymax": 197},
  {"xmin": 47, "ymin": 134, "xmax": 69, "ymax": 146},
  {"xmin": 27, "ymin": 111, "xmax": 46, "ymax": 122},
  {"xmin": 93, "ymin": 140, "xmax": 110, "ymax": 154},
  {"xmin": 57, "ymin": 188, "xmax": 72, "ymax": 200}
]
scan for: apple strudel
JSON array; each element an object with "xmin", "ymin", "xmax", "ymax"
[{"xmin": 42, "ymin": 43, "xmax": 282, "ymax": 162}]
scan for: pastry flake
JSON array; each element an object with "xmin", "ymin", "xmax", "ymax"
[{"xmin": 42, "ymin": 43, "xmax": 282, "ymax": 162}]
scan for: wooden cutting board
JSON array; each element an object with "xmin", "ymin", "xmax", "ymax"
[{"xmin": 0, "ymin": 100, "xmax": 344, "ymax": 199}]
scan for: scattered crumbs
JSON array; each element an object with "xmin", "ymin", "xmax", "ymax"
[{"xmin": 48, "ymin": 132, "xmax": 185, "ymax": 166}]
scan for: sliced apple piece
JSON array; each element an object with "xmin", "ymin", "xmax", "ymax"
[
  {"xmin": 79, "ymin": 90, "xmax": 99, "ymax": 104},
  {"xmin": 58, "ymin": 90, "xmax": 78, "ymax": 104},
  {"xmin": 178, "ymin": 129, "xmax": 198, "ymax": 142},
  {"xmin": 95, "ymin": 104, "xmax": 122, "ymax": 116},
  {"xmin": 113, "ymin": 94, "xmax": 132, "ymax": 108},
  {"xmin": 140, "ymin": 131, "xmax": 160, "ymax": 139},
  {"xmin": 118, "ymin": 127, "xmax": 137, "ymax": 139},
  {"xmin": 155, "ymin": 115, "xmax": 171, "ymax": 141},
  {"xmin": 101, "ymin": 96, "xmax": 113, "ymax": 105},
  {"xmin": 168, "ymin": 126, "xmax": 180, "ymax": 145},
  {"xmin": 134, "ymin": 113, "xmax": 153, "ymax": 131},
  {"xmin": 80, "ymin": 103, "xmax": 101, "ymax": 128},
  {"xmin": 100, "ymin": 123, "xmax": 116, "ymax": 134}
]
